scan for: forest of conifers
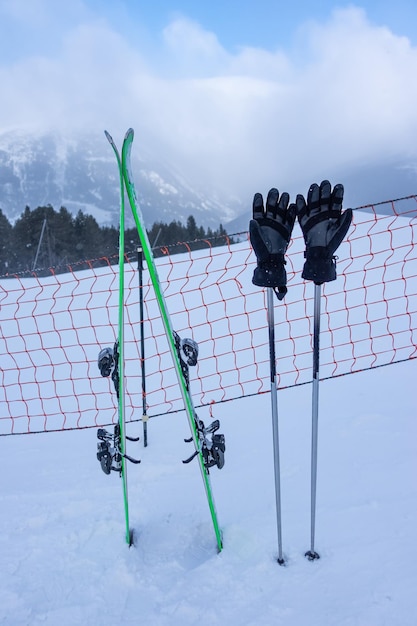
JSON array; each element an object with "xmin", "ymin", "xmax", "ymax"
[{"xmin": 0, "ymin": 205, "xmax": 230, "ymax": 275}]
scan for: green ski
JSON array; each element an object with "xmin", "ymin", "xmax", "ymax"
[
  {"xmin": 96, "ymin": 131, "xmax": 140, "ymax": 547},
  {"xmin": 121, "ymin": 127, "xmax": 224, "ymax": 552}
]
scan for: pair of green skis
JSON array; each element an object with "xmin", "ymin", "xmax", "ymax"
[{"xmin": 99, "ymin": 129, "xmax": 223, "ymax": 551}]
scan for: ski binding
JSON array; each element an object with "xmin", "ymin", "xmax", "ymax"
[
  {"xmin": 97, "ymin": 424, "xmax": 141, "ymax": 475},
  {"xmin": 173, "ymin": 331, "xmax": 226, "ymax": 472},
  {"xmin": 183, "ymin": 417, "xmax": 226, "ymax": 470},
  {"xmin": 96, "ymin": 344, "xmax": 140, "ymax": 474},
  {"xmin": 98, "ymin": 343, "xmax": 120, "ymax": 397}
]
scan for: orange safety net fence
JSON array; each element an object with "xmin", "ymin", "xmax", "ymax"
[{"xmin": 0, "ymin": 195, "xmax": 416, "ymax": 435}]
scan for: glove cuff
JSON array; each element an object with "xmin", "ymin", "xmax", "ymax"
[
  {"xmin": 302, "ymin": 247, "xmax": 336, "ymax": 284},
  {"xmin": 252, "ymin": 261, "xmax": 288, "ymax": 299}
]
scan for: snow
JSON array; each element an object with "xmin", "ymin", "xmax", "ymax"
[
  {"xmin": 1, "ymin": 357, "xmax": 416, "ymax": 625},
  {"xmin": 142, "ymin": 170, "xmax": 179, "ymax": 196}
]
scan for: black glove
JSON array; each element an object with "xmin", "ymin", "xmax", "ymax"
[
  {"xmin": 249, "ymin": 188, "xmax": 296, "ymax": 300},
  {"xmin": 296, "ymin": 180, "xmax": 352, "ymax": 284}
]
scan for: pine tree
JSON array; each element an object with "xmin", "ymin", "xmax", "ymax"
[
  {"xmin": 7, "ymin": 206, "xmax": 231, "ymax": 273},
  {"xmin": 0, "ymin": 209, "xmax": 13, "ymax": 275}
]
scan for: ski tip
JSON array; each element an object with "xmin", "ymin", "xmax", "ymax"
[
  {"xmin": 104, "ymin": 130, "xmax": 113, "ymax": 143},
  {"xmin": 125, "ymin": 127, "xmax": 134, "ymax": 140}
]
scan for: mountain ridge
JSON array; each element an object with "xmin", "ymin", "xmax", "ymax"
[{"xmin": 0, "ymin": 129, "xmax": 243, "ymax": 230}]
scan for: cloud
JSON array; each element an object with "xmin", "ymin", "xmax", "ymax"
[
  {"xmin": 135, "ymin": 9, "xmax": 417, "ymax": 195},
  {"xmin": 0, "ymin": 3, "xmax": 417, "ymax": 201},
  {"xmin": 295, "ymin": 8, "xmax": 417, "ymax": 153}
]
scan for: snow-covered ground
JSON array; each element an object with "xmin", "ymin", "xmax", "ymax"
[
  {"xmin": 1, "ymin": 357, "xmax": 416, "ymax": 625},
  {"xmin": 1, "ymin": 201, "xmax": 416, "ymax": 625}
]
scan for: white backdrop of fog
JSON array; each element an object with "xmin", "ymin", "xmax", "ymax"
[{"xmin": 1, "ymin": 1, "xmax": 417, "ymax": 202}]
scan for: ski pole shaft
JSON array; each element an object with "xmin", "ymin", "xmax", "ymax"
[
  {"xmin": 306, "ymin": 282, "xmax": 321, "ymax": 561},
  {"xmin": 137, "ymin": 246, "xmax": 148, "ymax": 447},
  {"xmin": 267, "ymin": 288, "xmax": 285, "ymax": 565}
]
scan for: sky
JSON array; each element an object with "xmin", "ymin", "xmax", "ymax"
[{"xmin": 1, "ymin": 0, "xmax": 417, "ymax": 199}]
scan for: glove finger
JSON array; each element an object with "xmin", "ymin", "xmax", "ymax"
[
  {"xmin": 331, "ymin": 183, "xmax": 344, "ymax": 213},
  {"xmin": 296, "ymin": 193, "xmax": 307, "ymax": 222},
  {"xmin": 276, "ymin": 191, "xmax": 291, "ymax": 231},
  {"xmin": 249, "ymin": 218, "xmax": 269, "ymax": 262},
  {"xmin": 277, "ymin": 191, "xmax": 289, "ymax": 217},
  {"xmin": 276, "ymin": 192, "xmax": 294, "ymax": 241},
  {"xmin": 319, "ymin": 180, "xmax": 332, "ymax": 213},
  {"xmin": 252, "ymin": 192, "xmax": 264, "ymax": 220},
  {"xmin": 328, "ymin": 208, "xmax": 353, "ymax": 253},
  {"xmin": 266, "ymin": 188, "xmax": 279, "ymax": 220},
  {"xmin": 306, "ymin": 183, "xmax": 320, "ymax": 216},
  {"xmin": 326, "ymin": 183, "xmax": 344, "ymax": 229},
  {"xmin": 287, "ymin": 202, "xmax": 297, "ymax": 230}
]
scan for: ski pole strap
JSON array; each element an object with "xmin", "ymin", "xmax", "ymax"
[{"xmin": 273, "ymin": 285, "xmax": 287, "ymax": 301}]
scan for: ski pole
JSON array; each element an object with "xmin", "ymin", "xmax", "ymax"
[
  {"xmin": 295, "ymin": 179, "xmax": 352, "ymax": 560},
  {"xmin": 267, "ymin": 287, "xmax": 285, "ymax": 565},
  {"xmin": 249, "ymin": 188, "xmax": 296, "ymax": 564},
  {"xmin": 137, "ymin": 246, "xmax": 148, "ymax": 447},
  {"xmin": 305, "ymin": 282, "xmax": 321, "ymax": 561}
]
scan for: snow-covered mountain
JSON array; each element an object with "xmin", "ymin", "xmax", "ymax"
[
  {"xmin": 1, "ymin": 129, "xmax": 416, "ymax": 235},
  {"xmin": 0, "ymin": 129, "xmax": 242, "ymax": 229}
]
